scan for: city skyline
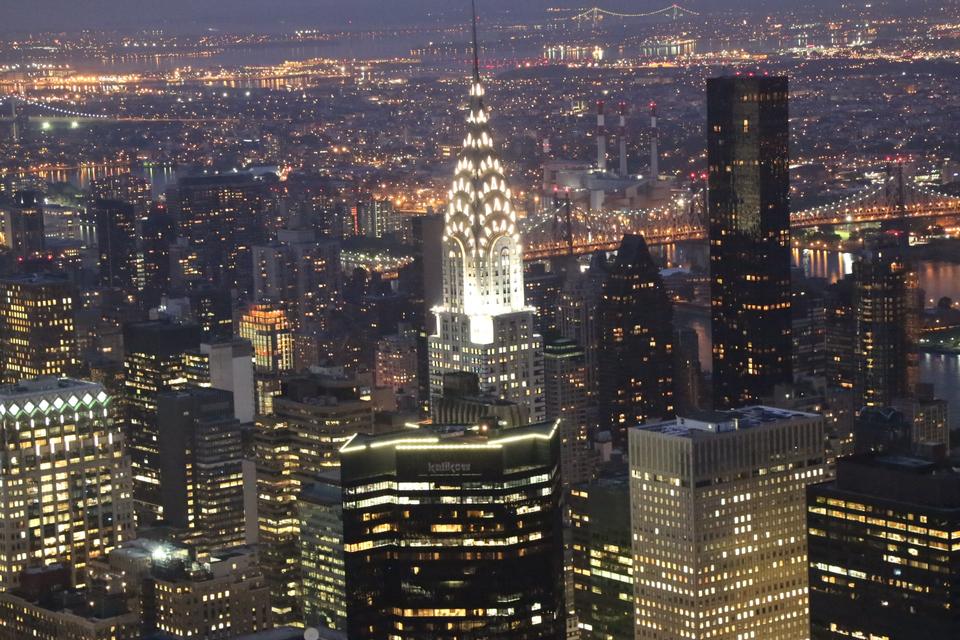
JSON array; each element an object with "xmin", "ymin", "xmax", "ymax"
[{"xmin": 0, "ymin": 1, "xmax": 959, "ymax": 639}]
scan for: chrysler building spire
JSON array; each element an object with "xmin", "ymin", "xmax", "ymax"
[{"xmin": 428, "ymin": 2, "xmax": 544, "ymax": 421}]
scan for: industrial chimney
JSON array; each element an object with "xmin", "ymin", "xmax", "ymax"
[
  {"xmin": 596, "ymin": 100, "xmax": 607, "ymax": 173},
  {"xmin": 618, "ymin": 101, "xmax": 628, "ymax": 177},
  {"xmin": 649, "ymin": 101, "xmax": 659, "ymax": 182}
]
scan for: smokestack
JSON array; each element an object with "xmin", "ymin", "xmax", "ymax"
[
  {"xmin": 618, "ymin": 101, "xmax": 628, "ymax": 177},
  {"xmin": 649, "ymin": 101, "xmax": 659, "ymax": 182},
  {"xmin": 596, "ymin": 100, "xmax": 606, "ymax": 173}
]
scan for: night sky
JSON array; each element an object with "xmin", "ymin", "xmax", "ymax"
[{"xmin": 0, "ymin": 1, "xmax": 922, "ymax": 34}]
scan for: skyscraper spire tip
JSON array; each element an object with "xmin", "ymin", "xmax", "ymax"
[{"xmin": 471, "ymin": 0, "xmax": 480, "ymax": 82}]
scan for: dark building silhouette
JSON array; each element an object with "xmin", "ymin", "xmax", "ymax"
[
  {"xmin": 138, "ymin": 204, "xmax": 177, "ymax": 307},
  {"xmin": 853, "ymin": 234, "xmax": 920, "ymax": 408},
  {"xmin": 808, "ymin": 455, "xmax": 960, "ymax": 639},
  {"xmin": 92, "ymin": 199, "xmax": 138, "ymax": 292},
  {"xmin": 157, "ymin": 387, "xmax": 245, "ymax": 555},
  {"xmin": 708, "ymin": 76, "xmax": 792, "ymax": 408},
  {"xmin": 597, "ymin": 234, "xmax": 674, "ymax": 444},
  {"xmin": 340, "ymin": 421, "xmax": 564, "ymax": 639},
  {"xmin": 569, "ymin": 467, "xmax": 632, "ymax": 640},
  {"xmin": 171, "ymin": 174, "xmax": 269, "ymax": 295},
  {"xmin": 2, "ymin": 191, "xmax": 45, "ymax": 260},
  {"xmin": 122, "ymin": 319, "xmax": 202, "ymax": 524}
]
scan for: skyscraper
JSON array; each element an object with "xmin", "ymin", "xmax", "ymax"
[
  {"xmin": 853, "ymin": 234, "xmax": 920, "ymax": 407},
  {"xmin": 298, "ymin": 474, "xmax": 346, "ymax": 636},
  {"xmin": 708, "ymin": 76, "xmax": 792, "ymax": 408},
  {"xmin": 172, "ymin": 173, "xmax": 268, "ymax": 294},
  {"xmin": 157, "ymin": 387, "xmax": 246, "ymax": 555},
  {"xmin": 427, "ymin": 28, "xmax": 544, "ymax": 422},
  {"xmin": 340, "ymin": 420, "xmax": 564, "ymax": 639},
  {"xmin": 597, "ymin": 234, "xmax": 674, "ymax": 444},
  {"xmin": 0, "ymin": 274, "xmax": 77, "ymax": 383},
  {"xmin": 0, "ymin": 191, "xmax": 45, "ymax": 260},
  {"xmin": 543, "ymin": 337, "xmax": 594, "ymax": 487},
  {"xmin": 255, "ymin": 372, "xmax": 374, "ymax": 624},
  {"xmin": 92, "ymin": 199, "xmax": 138, "ymax": 292},
  {"xmin": 629, "ymin": 406, "xmax": 827, "ymax": 640},
  {"xmin": 569, "ymin": 470, "xmax": 632, "ymax": 640},
  {"xmin": 122, "ymin": 319, "xmax": 202, "ymax": 524},
  {"xmin": 808, "ymin": 454, "xmax": 960, "ymax": 638},
  {"xmin": 0, "ymin": 378, "xmax": 133, "ymax": 591},
  {"xmin": 239, "ymin": 301, "xmax": 294, "ymax": 415}
]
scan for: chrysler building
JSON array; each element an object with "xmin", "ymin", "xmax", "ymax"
[{"xmin": 427, "ymin": 9, "xmax": 544, "ymax": 421}]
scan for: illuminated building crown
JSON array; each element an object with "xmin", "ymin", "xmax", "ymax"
[{"xmin": 442, "ymin": 3, "xmax": 524, "ymax": 316}]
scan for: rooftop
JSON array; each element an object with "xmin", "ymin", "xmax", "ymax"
[
  {"xmin": 639, "ymin": 405, "xmax": 820, "ymax": 438},
  {"xmin": 341, "ymin": 419, "xmax": 558, "ymax": 454}
]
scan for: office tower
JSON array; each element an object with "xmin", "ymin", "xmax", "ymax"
[
  {"xmin": 253, "ymin": 229, "xmax": 341, "ymax": 368},
  {"xmin": 708, "ymin": 76, "xmax": 792, "ymax": 408},
  {"xmin": 375, "ymin": 325, "xmax": 419, "ymax": 405},
  {"xmin": 157, "ymin": 388, "xmax": 245, "ymax": 555},
  {"xmin": 557, "ymin": 251, "xmax": 607, "ymax": 399},
  {"xmin": 524, "ymin": 262, "xmax": 564, "ymax": 336},
  {"xmin": 544, "ymin": 337, "xmax": 594, "ymax": 487},
  {"xmin": 892, "ymin": 383, "xmax": 950, "ymax": 448},
  {"xmin": 853, "ymin": 234, "xmax": 920, "ymax": 407},
  {"xmin": 340, "ymin": 420, "xmax": 564, "ymax": 639},
  {"xmin": 358, "ymin": 197, "xmax": 399, "ymax": 238},
  {"xmin": 629, "ymin": 406, "xmax": 827, "ymax": 640},
  {"xmin": 673, "ymin": 327, "xmax": 703, "ymax": 414},
  {"xmin": 122, "ymin": 319, "xmax": 202, "ymax": 524},
  {"xmin": 183, "ymin": 338, "xmax": 256, "ymax": 423},
  {"xmin": 138, "ymin": 203, "xmax": 176, "ymax": 307},
  {"xmin": 427, "ymin": 40, "xmax": 545, "ymax": 422},
  {"xmin": 255, "ymin": 372, "xmax": 374, "ymax": 624},
  {"xmin": 0, "ymin": 274, "xmax": 77, "ymax": 383},
  {"xmin": 0, "ymin": 378, "xmax": 134, "ymax": 591},
  {"xmin": 808, "ymin": 455, "xmax": 960, "ymax": 639},
  {"xmin": 90, "ymin": 173, "xmax": 151, "ymax": 214},
  {"xmin": 239, "ymin": 301, "xmax": 294, "ymax": 415},
  {"xmin": 172, "ymin": 174, "xmax": 268, "ymax": 294},
  {"xmin": 298, "ymin": 475, "xmax": 346, "ymax": 636},
  {"xmin": 92, "ymin": 199, "xmax": 138, "ymax": 292},
  {"xmin": 597, "ymin": 234, "xmax": 674, "ymax": 444},
  {"xmin": 569, "ymin": 470, "xmax": 632, "ymax": 640},
  {"xmin": 1, "ymin": 190, "xmax": 45, "ymax": 259},
  {"xmin": 824, "ymin": 278, "xmax": 856, "ymax": 391},
  {"xmin": 252, "ymin": 416, "xmax": 300, "ymax": 624},
  {"xmin": 792, "ymin": 271, "xmax": 827, "ymax": 380}
]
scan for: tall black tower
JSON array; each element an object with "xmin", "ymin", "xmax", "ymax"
[
  {"xmin": 597, "ymin": 234, "xmax": 674, "ymax": 444},
  {"xmin": 708, "ymin": 75, "xmax": 792, "ymax": 408}
]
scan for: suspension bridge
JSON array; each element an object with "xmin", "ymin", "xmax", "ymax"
[
  {"xmin": 570, "ymin": 4, "xmax": 701, "ymax": 27},
  {"xmin": 0, "ymin": 94, "xmax": 241, "ymax": 126},
  {"xmin": 521, "ymin": 166, "xmax": 960, "ymax": 260}
]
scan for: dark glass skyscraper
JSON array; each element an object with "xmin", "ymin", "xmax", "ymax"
[
  {"xmin": 808, "ymin": 455, "xmax": 960, "ymax": 638},
  {"xmin": 708, "ymin": 75, "xmax": 792, "ymax": 408},
  {"xmin": 597, "ymin": 234, "xmax": 674, "ymax": 444},
  {"xmin": 340, "ymin": 421, "xmax": 564, "ymax": 639}
]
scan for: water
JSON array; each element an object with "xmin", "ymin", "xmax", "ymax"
[
  {"xmin": 671, "ymin": 246, "xmax": 960, "ymax": 426},
  {"xmin": 797, "ymin": 248, "xmax": 960, "ymax": 424},
  {"xmin": 30, "ymin": 164, "xmax": 178, "ymax": 198}
]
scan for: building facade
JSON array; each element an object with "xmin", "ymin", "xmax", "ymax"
[
  {"xmin": 340, "ymin": 421, "xmax": 564, "ymax": 639},
  {"xmin": 808, "ymin": 455, "xmax": 960, "ymax": 638},
  {"xmin": 0, "ymin": 274, "xmax": 77, "ymax": 383},
  {"xmin": 629, "ymin": 406, "xmax": 827, "ymax": 640},
  {"xmin": 708, "ymin": 76, "xmax": 793, "ymax": 408},
  {"xmin": 157, "ymin": 387, "xmax": 246, "ymax": 555},
  {"xmin": 0, "ymin": 379, "xmax": 134, "ymax": 591},
  {"xmin": 597, "ymin": 234, "xmax": 674, "ymax": 444},
  {"xmin": 427, "ymin": 57, "xmax": 544, "ymax": 422}
]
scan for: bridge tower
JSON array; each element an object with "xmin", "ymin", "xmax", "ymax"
[{"xmin": 9, "ymin": 95, "xmax": 18, "ymax": 144}]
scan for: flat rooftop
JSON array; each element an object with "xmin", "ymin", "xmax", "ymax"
[{"xmin": 638, "ymin": 405, "xmax": 820, "ymax": 438}]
